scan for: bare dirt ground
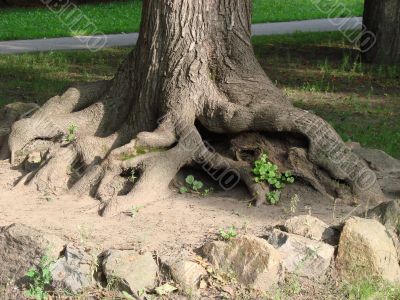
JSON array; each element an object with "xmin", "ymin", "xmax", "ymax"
[{"xmin": 0, "ymin": 160, "xmax": 357, "ymax": 258}]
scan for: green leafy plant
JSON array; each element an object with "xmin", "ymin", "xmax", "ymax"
[
  {"xmin": 267, "ymin": 190, "xmax": 281, "ymax": 205},
  {"xmin": 185, "ymin": 175, "xmax": 203, "ymax": 191},
  {"xmin": 201, "ymin": 188, "xmax": 214, "ymax": 197},
  {"xmin": 65, "ymin": 124, "xmax": 77, "ymax": 143},
  {"xmin": 179, "ymin": 175, "xmax": 213, "ymax": 196},
  {"xmin": 25, "ymin": 255, "xmax": 53, "ymax": 300},
  {"xmin": 252, "ymin": 153, "xmax": 295, "ymax": 205},
  {"xmin": 219, "ymin": 226, "xmax": 238, "ymax": 240}
]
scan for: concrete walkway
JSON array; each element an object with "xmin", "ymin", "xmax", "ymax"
[{"xmin": 0, "ymin": 17, "xmax": 362, "ymax": 54}]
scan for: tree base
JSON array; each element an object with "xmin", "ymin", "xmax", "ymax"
[
  {"xmin": 0, "ymin": 80, "xmax": 384, "ymax": 217},
  {"xmin": 0, "ymin": 0, "xmax": 385, "ymax": 216}
]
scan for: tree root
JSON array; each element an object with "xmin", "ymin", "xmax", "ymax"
[
  {"xmin": 200, "ymin": 101, "xmax": 385, "ymax": 205},
  {"xmin": 2, "ymin": 74, "xmax": 386, "ymax": 217}
]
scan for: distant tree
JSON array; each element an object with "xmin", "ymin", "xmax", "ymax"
[{"xmin": 362, "ymin": 0, "xmax": 400, "ymax": 64}]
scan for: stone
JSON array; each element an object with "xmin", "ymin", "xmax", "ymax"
[
  {"xmin": 363, "ymin": 200, "xmax": 400, "ymax": 230},
  {"xmin": 353, "ymin": 147, "xmax": 400, "ymax": 198},
  {"xmin": 169, "ymin": 260, "xmax": 207, "ymax": 292},
  {"xmin": 267, "ymin": 229, "xmax": 334, "ymax": 278},
  {"xmin": 336, "ymin": 217, "xmax": 400, "ymax": 283},
  {"xmin": 102, "ymin": 250, "xmax": 158, "ymax": 294},
  {"xmin": 375, "ymin": 173, "xmax": 400, "ymax": 197},
  {"xmin": 353, "ymin": 147, "xmax": 400, "ymax": 174},
  {"xmin": 0, "ymin": 223, "xmax": 65, "ymax": 285},
  {"xmin": 282, "ymin": 215, "xmax": 338, "ymax": 245},
  {"xmin": 201, "ymin": 235, "xmax": 284, "ymax": 291},
  {"xmin": 51, "ymin": 245, "xmax": 97, "ymax": 293}
]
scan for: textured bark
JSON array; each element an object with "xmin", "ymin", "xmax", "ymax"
[
  {"xmin": 2, "ymin": 0, "xmax": 384, "ymax": 216},
  {"xmin": 362, "ymin": 0, "xmax": 400, "ymax": 64}
]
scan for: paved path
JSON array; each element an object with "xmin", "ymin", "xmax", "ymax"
[{"xmin": 0, "ymin": 17, "xmax": 362, "ymax": 54}]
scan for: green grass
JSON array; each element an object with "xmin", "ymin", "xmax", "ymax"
[
  {"xmin": 0, "ymin": 0, "xmax": 364, "ymax": 41},
  {"xmin": 253, "ymin": 32, "xmax": 400, "ymax": 157},
  {"xmin": 252, "ymin": 0, "xmax": 364, "ymax": 23},
  {"xmin": 0, "ymin": 31, "xmax": 398, "ymax": 158},
  {"xmin": 343, "ymin": 278, "xmax": 400, "ymax": 300},
  {"xmin": 0, "ymin": 48, "xmax": 125, "ymax": 107}
]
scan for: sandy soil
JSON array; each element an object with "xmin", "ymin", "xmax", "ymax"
[{"xmin": 0, "ymin": 159, "xmax": 357, "ymax": 259}]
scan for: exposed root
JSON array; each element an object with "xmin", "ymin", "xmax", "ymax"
[
  {"xmin": 22, "ymin": 145, "xmax": 77, "ymax": 194},
  {"xmin": 136, "ymin": 116, "xmax": 177, "ymax": 148},
  {"xmin": 2, "ymin": 27, "xmax": 385, "ymax": 217},
  {"xmin": 200, "ymin": 101, "xmax": 385, "ymax": 205},
  {"xmin": 4, "ymin": 83, "xmax": 385, "ymax": 217},
  {"xmin": 100, "ymin": 144, "xmax": 192, "ymax": 217},
  {"xmin": 8, "ymin": 82, "xmax": 110, "ymax": 164}
]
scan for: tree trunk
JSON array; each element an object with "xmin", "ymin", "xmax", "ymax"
[
  {"xmin": 362, "ymin": 0, "xmax": 400, "ymax": 64},
  {"xmin": 2, "ymin": 0, "xmax": 384, "ymax": 216}
]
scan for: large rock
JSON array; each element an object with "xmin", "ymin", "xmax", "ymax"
[
  {"xmin": 282, "ymin": 215, "xmax": 338, "ymax": 245},
  {"xmin": 353, "ymin": 148, "xmax": 400, "ymax": 197},
  {"xmin": 0, "ymin": 223, "xmax": 65, "ymax": 285},
  {"xmin": 102, "ymin": 250, "xmax": 158, "ymax": 294},
  {"xmin": 201, "ymin": 235, "xmax": 284, "ymax": 291},
  {"xmin": 363, "ymin": 200, "xmax": 400, "ymax": 230},
  {"xmin": 336, "ymin": 217, "xmax": 400, "ymax": 283},
  {"xmin": 51, "ymin": 245, "xmax": 97, "ymax": 292},
  {"xmin": 376, "ymin": 174, "xmax": 400, "ymax": 197},
  {"xmin": 169, "ymin": 260, "xmax": 207, "ymax": 293},
  {"xmin": 267, "ymin": 229, "xmax": 334, "ymax": 278},
  {"xmin": 354, "ymin": 148, "xmax": 400, "ymax": 174}
]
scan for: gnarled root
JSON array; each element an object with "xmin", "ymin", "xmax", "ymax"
[
  {"xmin": 200, "ymin": 101, "xmax": 385, "ymax": 206},
  {"xmin": 3, "ymin": 74, "xmax": 385, "ymax": 217}
]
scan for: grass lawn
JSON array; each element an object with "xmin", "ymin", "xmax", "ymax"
[
  {"xmin": 0, "ymin": 0, "xmax": 364, "ymax": 41},
  {"xmin": 0, "ymin": 31, "xmax": 398, "ymax": 158}
]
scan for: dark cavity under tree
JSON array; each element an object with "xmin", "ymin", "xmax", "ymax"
[
  {"xmin": 362, "ymin": 0, "xmax": 400, "ymax": 64},
  {"xmin": 1, "ymin": 0, "xmax": 384, "ymax": 216}
]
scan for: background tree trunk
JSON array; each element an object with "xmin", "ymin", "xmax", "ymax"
[{"xmin": 362, "ymin": 0, "xmax": 400, "ymax": 64}]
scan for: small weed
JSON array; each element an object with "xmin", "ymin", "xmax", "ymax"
[
  {"xmin": 185, "ymin": 175, "xmax": 203, "ymax": 191},
  {"xmin": 219, "ymin": 226, "xmax": 238, "ymax": 241},
  {"xmin": 319, "ymin": 57, "xmax": 331, "ymax": 79},
  {"xmin": 343, "ymin": 278, "xmax": 400, "ymax": 300},
  {"xmin": 283, "ymin": 274, "xmax": 302, "ymax": 296},
  {"xmin": 252, "ymin": 153, "xmax": 295, "ymax": 205},
  {"xmin": 106, "ymin": 274, "xmax": 119, "ymax": 291},
  {"xmin": 201, "ymin": 188, "xmax": 214, "ymax": 197},
  {"xmin": 340, "ymin": 54, "xmax": 350, "ymax": 72},
  {"xmin": 65, "ymin": 124, "xmax": 77, "ymax": 143},
  {"xmin": 289, "ymin": 194, "xmax": 300, "ymax": 215},
  {"xmin": 267, "ymin": 190, "xmax": 281, "ymax": 205},
  {"xmin": 179, "ymin": 175, "xmax": 213, "ymax": 196},
  {"xmin": 179, "ymin": 186, "xmax": 189, "ymax": 194},
  {"xmin": 25, "ymin": 255, "xmax": 53, "ymax": 300},
  {"xmin": 128, "ymin": 169, "xmax": 137, "ymax": 183},
  {"xmin": 130, "ymin": 205, "xmax": 143, "ymax": 219},
  {"xmin": 284, "ymin": 194, "xmax": 300, "ymax": 216}
]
